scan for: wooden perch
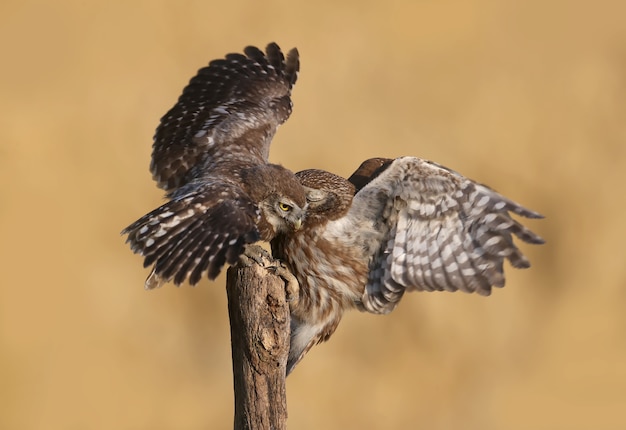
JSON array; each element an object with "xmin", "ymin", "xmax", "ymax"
[{"xmin": 226, "ymin": 246, "xmax": 290, "ymax": 430}]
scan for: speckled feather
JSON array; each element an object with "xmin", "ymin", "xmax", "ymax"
[
  {"xmin": 151, "ymin": 43, "xmax": 299, "ymax": 192},
  {"xmin": 124, "ymin": 181, "xmax": 261, "ymax": 288}
]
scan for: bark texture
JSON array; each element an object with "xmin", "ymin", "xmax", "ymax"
[{"xmin": 226, "ymin": 248, "xmax": 290, "ymax": 430}]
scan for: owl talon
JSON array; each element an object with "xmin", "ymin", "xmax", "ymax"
[
  {"xmin": 240, "ymin": 244, "xmax": 272, "ymax": 267},
  {"xmin": 241, "ymin": 244, "xmax": 300, "ymax": 304},
  {"xmin": 267, "ymin": 262, "xmax": 300, "ymax": 305}
]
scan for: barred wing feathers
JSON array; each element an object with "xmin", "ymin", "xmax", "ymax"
[
  {"xmin": 351, "ymin": 157, "xmax": 544, "ymax": 314},
  {"xmin": 123, "ymin": 182, "xmax": 261, "ymax": 289}
]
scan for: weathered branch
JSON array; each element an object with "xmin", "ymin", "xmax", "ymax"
[{"xmin": 226, "ymin": 247, "xmax": 290, "ymax": 430}]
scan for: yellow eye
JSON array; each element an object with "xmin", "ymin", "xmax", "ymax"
[{"xmin": 278, "ymin": 202, "xmax": 292, "ymax": 212}]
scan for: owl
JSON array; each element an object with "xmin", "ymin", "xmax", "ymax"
[
  {"xmin": 123, "ymin": 43, "xmax": 307, "ymax": 288},
  {"xmin": 271, "ymin": 157, "xmax": 545, "ymax": 374}
]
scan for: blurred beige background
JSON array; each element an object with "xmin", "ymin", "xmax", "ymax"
[{"xmin": 1, "ymin": 0, "xmax": 625, "ymax": 429}]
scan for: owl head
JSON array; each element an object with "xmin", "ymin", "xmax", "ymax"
[
  {"xmin": 242, "ymin": 163, "xmax": 308, "ymax": 239},
  {"xmin": 294, "ymin": 169, "xmax": 356, "ymax": 225}
]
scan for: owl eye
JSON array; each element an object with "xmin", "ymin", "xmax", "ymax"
[{"xmin": 278, "ymin": 202, "xmax": 293, "ymax": 212}]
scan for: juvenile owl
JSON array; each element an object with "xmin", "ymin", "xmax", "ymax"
[{"xmin": 272, "ymin": 157, "xmax": 544, "ymax": 374}]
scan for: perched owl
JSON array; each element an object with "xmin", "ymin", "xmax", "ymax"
[
  {"xmin": 123, "ymin": 43, "xmax": 307, "ymax": 288},
  {"xmin": 271, "ymin": 157, "xmax": 545, "ymax": 374}
]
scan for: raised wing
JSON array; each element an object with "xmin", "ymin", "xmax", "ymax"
[
  {"xmin": 151, "ymin": 43, "xmax": 300, "ymax": 191},
  {"xmin": 353, "ymin": 157, "xmax": 544, "ymax": 314}
]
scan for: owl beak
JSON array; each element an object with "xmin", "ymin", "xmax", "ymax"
[{"xmin": 293, "ymin": 218, "xmax": 303, "ymax": 231}]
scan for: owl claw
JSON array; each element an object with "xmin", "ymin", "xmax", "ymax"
[
  {"xmin": 240, "ymin": 244, "xmax": 272, "ymax": 267},
  {"xmin": 267, "ymin": 262, "xmax": 300, "ymax": 305},
  {"xmin": 240, "ymin": 245, "xmax": 300, "ymax": 304}
]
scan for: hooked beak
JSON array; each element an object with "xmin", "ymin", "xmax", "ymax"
[{"xmin": 293, "ymin": 218, "xmax": 303, "ymax": 231}]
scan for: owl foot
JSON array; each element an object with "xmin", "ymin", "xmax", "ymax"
[
  {"xmin": 240, "ymin": 245, "xmax": 300, "ymax": 305},
  {"xmin": 240, "ymin": 244, "xmax": 273, "ymax": 267},
  {"xmin": 267, "ymin": 261, "xmax": 300, "ymax": 306}
]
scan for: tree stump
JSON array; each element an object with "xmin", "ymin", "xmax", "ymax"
[{"xmin": 226, "ymin": 246, "xmax": 290, "ymax": 430}]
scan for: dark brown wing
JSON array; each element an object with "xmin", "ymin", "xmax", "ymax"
[
  {"xmin": 151, "ymin": 43, "xmax": 300, "ymax": 191},
  {"xmin": 122, "ymin": 182, "xmax": 261, "ymax": 288},
  {"xmin": 347, "ymin": 157, "xmax": 393, "ymax": 193}
]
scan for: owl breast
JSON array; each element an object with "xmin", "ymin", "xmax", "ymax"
[{"xmin": 279, "ymin": 226, "xmax": 368, "ymax": 323}]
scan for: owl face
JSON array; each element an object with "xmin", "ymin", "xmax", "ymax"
[{"xmin": 262, "ymin": 194, "xmax": 306, "ymax": 234}]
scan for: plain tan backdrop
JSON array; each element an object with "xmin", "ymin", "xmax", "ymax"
[{"xmin": 1, "ymin": 0, "xmax": 625, "ymax": 429}]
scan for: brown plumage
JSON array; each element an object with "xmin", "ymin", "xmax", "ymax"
[
  {"xmin": 123, "ymin": 43, "xmax": 307, "ymax": 288},
  {"xmin": 272, "ymin": 157, "xmax": 544, "ymax": 374},
  {"xmin": 347, "ymin": 157, "xmax": 393, "ymax": 192}
]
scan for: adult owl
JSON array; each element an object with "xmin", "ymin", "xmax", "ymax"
[
  {"xmin": 271, "ymin": 157, "xmax": 544, "ymax": 374},
  {"xmin": 123, "ymin": 43, "xmax": 307, "ymax": 289}
]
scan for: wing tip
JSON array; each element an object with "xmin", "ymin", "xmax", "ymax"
[{"xmin": 348, "ymin": 157, "xmax": 394, "ymax": 192}]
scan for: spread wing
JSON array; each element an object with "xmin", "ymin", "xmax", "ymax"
[
  {"xmin": 350, "ymin": 157, "xmax": 545, "ymax": 314},
  {"xmin": 122, "ymin": 182, "xmax": 261, "ymax": 288},
  {"xmin": 151, "ymin": 43, "xmax": 300, "ymax": 191}
]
